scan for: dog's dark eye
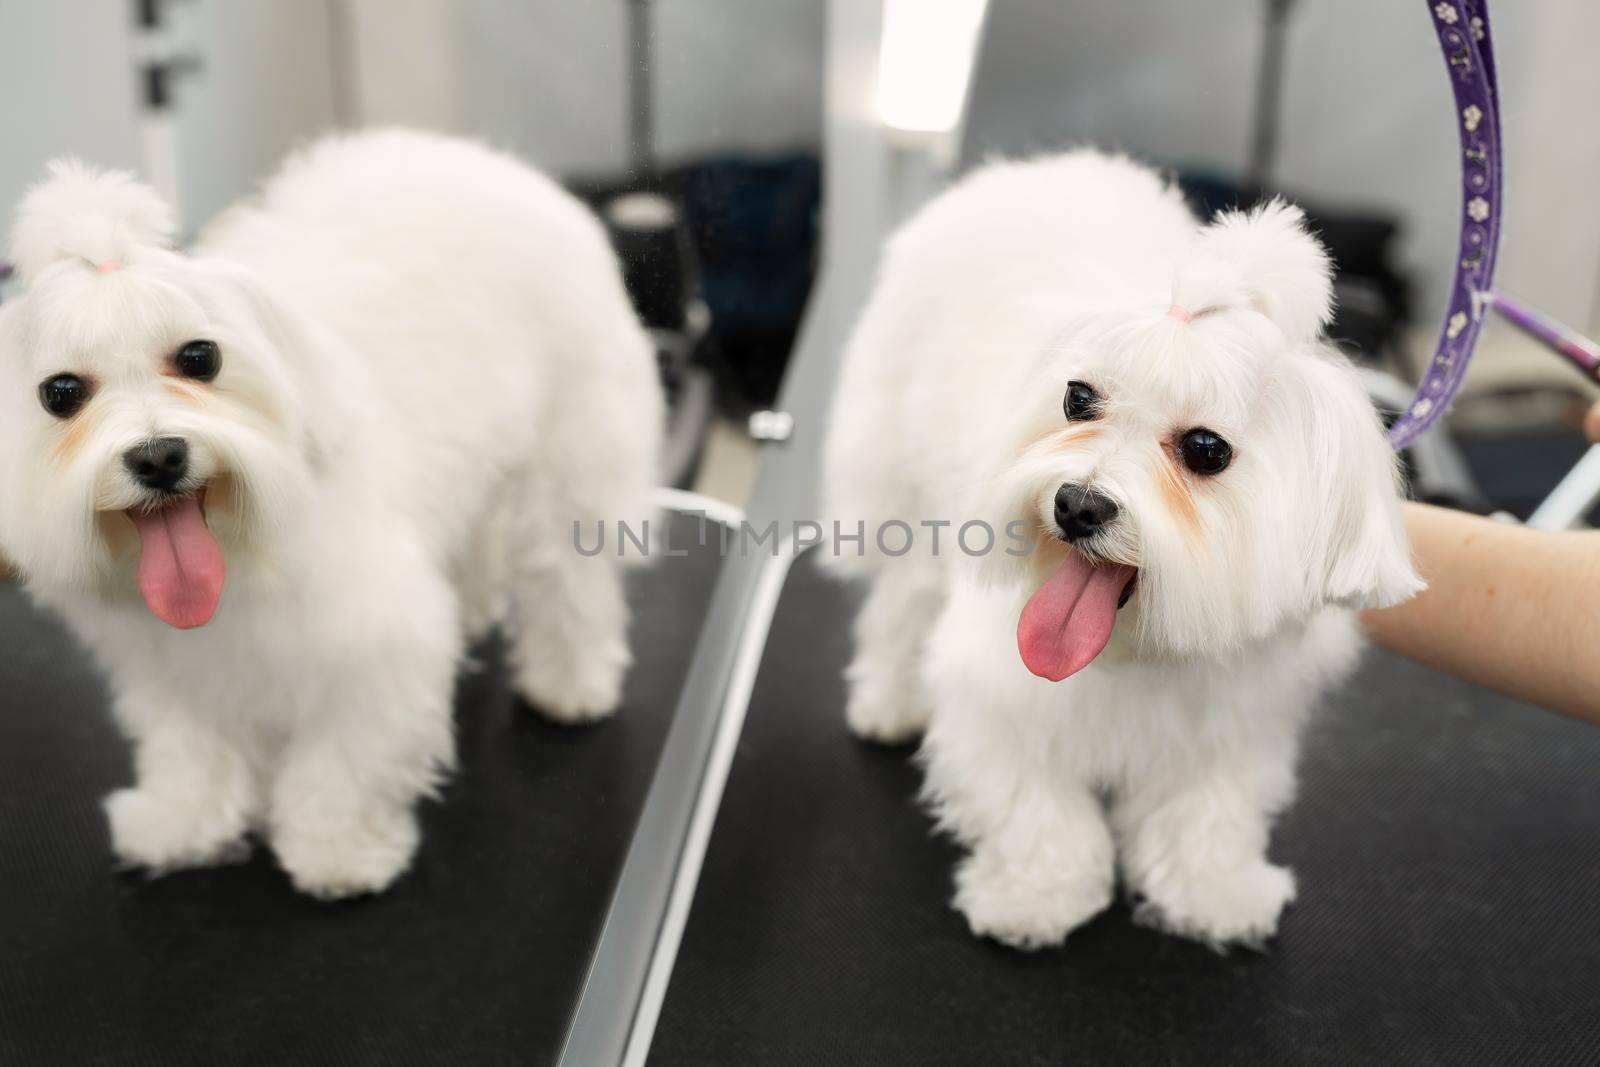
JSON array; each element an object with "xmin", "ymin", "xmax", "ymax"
[
  {"xmin": 174, "ymin": 340, "xmax": 221, "ymax": 381},
  {"xmin": 38, "ymin": 374, "xmax": 92, "ymax": 419},
  {"xmin": 1064, "ymin": 381, "xmax": 1099, "ymax": 421},
  {"xmin": 1179, "ymin": 428, "xmax": 1232, "ymax": 475}
]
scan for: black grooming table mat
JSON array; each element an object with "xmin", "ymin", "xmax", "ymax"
[
  {"xmin": 0, "ymin": 513, "xmax": 720, "ymax": 1067},
  {"xmin": 650, "ymin": 553, "xmax": 1600, "ymax": 1066}
]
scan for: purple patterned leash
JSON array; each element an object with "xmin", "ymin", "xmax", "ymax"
[{"xmin": 1387, "ymin": 0, "xmax": 1503, "ymax": 450}]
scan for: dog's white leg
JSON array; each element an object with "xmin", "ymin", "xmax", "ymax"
[
  {"xmin": 922, "ymin": 694, "xmax": 1116, "ymax": 950},
  {"xmin": 268, "ymin": 668, "xmax": 455, "ymax": 899},
  {"xmin": 457, "ymin": 499, "xmax": 511, "ymax": 645},
  {"xmin": 504, "ymin": 482, "xmax": 631, "ymax": 724},
  {"xmin": 845, "ymin": 565, "xmax": 945, "ymax": 744},
  {"xmin": 507, "ymin": 550, "xmax": 630, "ymax": 723},
  {"xmin": 1111, "ymin": 739, "xmax": 1299, "ymax": 949},
  {"xmin": 104, "ymin": 690, "xmax": 258, "ymax": 872},
  {"xmin": 949, "ymin": 788, "xmax": 1117, "ymax": 951},
  {"xmin": 268, "ymin": 573, "xmax": 460, "ymax": 899}
]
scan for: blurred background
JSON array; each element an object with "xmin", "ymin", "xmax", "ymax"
[{"xmin": 3, "ymin": 0, "xmax": 1597, "ymax": 516}]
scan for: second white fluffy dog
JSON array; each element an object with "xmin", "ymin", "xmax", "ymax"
[
  {"xmin": 0, "ymin": 130, "xmax": 661, "ymax": 898},
  {"xmin": 825, "ymin": 152, "xmax": 1420, "ymax": 949}
]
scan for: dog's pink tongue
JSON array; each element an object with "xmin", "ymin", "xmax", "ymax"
[
  {"xmin": 128, "ymin": 496, "xmax": 224, "ymax": 629},
  {"xmin": 1017, "ymin": 553, "xmax": 1136, "ymax": 681}
]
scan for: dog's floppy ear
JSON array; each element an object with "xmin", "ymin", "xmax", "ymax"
[
  {"xmin": 1193, "ymin": 199, "xmax": 1333, "ymax": 344},
  {"xmin": 1287, "ymin": 353, "xmax": 1424, "ymax": 610},
  {"xmin": 189, "ymin": 257, "xmax": 349, "ymax": 467},
  {"xmin": 8, "ymin": 160, "xmax": 175, "ymax": 285}
]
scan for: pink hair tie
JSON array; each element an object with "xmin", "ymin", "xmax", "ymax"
[
  {"xmin": 1166, "ymin": 303, "xmax": 1193, "ymax": 324},
  {"xmin": 96, "ymin": 259, "xmax": 123, "ymax": 274}
]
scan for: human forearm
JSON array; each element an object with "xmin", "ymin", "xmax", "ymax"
[{"xmin": 1361, "ymin": 502, "xmax": 1600, "ymax": 724}]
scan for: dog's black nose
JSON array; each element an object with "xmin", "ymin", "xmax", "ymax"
[
  {"xmin": 1054, "ymin": 483, "xmax": 1119, "ymax": 541},
  {"xmin": 123, "ymin": 437, "xmax": 190, "ymax": 492}
]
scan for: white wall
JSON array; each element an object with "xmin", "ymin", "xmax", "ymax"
[
  {"xmin": 652, "ymin": 0, "xmax": 823, "ymax": 164},
  {"xmin": 438, "ymin": 0, "xmax": 1600, "ymax": 336},
  {"xmin": 452, "ymin": 0, "xmax": 823, "ymax": 176},
  {"xmin": 171, "ymin": 0, "xmax": 340, "ymax": 228},
  {"xmin": 963, "ymin": 0, "xmax": 1600, "ymax": 336},
  {"xmin": 455, "ymin": 0, "xmax": 630, "ymax": 173},
  {"xmin": 346, "ymin": 0, "xmax": 458, "ymax": 130},
  {"xmin": 8, "ymin": 0, "xmax": 1595, "ymax": 346},
  {"xmin": 0, "ymin": 0, "xmax": 337, "ymax": 253},
  {"xmin": 0, "ymin": 2, "xmax": 143, "ymax": 247}
]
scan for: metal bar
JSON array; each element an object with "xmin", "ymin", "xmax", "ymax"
[
  {"xmin": 1248, "ymin": 0, "xmax": 1295, "ymax": 188},
  {"xmin": 628, "ymin": 0, "xmax": 654, "ymax": 176},
  {"xmin": 1527, "ymin": 444, "xmax": 1600, "ymax": 531},
  {"xmin": 620, "ymin": 539, "xmax": 802, "ymax": 1066},
  {"xmin": 556, "ymin": 264, "xmax": 846, "ymax": 1067}
]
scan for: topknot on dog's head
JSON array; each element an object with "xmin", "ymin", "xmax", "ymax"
[
  {"xmin": 9, "ymin": 159, "xmax": 175, "ymax": 285},
  {"xmin": 1173, "ymin": 199, "xmax": 1333, "ymax": 343}
]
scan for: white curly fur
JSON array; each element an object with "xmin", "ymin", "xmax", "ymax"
[
  {"xmin": 9, "ymin": 159, "xmax": 177, "ymax": 284},
  {"xmin": 824, "ymin": 150, "xmax": 1419, "ymax": 950},
  {"xmin": 0, "ymin": 130, "xmax": 662, "ymax": 898},
  {"xmin": 1177, "ymin": 199, "xmax": 1334, "ymax": 342}
]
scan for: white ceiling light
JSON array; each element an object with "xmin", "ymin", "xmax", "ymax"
[{"xmin": 876, "ymin": 0, "xmax": 991, "ymax": 134}]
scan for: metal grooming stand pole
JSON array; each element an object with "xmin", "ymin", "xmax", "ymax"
[
  {"xmin": 628, "ymin": 0, "xmax": 654, "ymax": 179},
  {"xmin": 1527, "ymin": 445, "xmax": 1600, "ymax": 529},
  {"xmin": 1248, "ymin": 0, "xmax": 1295, "ymax": 189}
]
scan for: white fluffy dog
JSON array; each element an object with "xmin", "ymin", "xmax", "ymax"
[
  {"xmin": 0, "ymin": 130, "xmax": 661, "ymax": 898},
  {"xmin": 824, "ymin": 152, "xmax": 1420, "ymax": 949}
]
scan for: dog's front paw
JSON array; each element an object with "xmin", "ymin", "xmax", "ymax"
[
  {"xmin": 1133, "ymin": 861, "xmax": 1297, "ymax": 949},
  {"xmin": 953, "ymin": 849, "xmax": 1113, "ymax": 951},
  {"xmin": 515, "ymin": 642, "xmax": 627, "ymax": 725},
  {"xmin": 273, "ymin": 808, "xmax": 419, "ymax": 900},
  {"xmin": 104, "ymin": 788, "xmax": 251, "ymax": 873},
  {"xmin": 844, "ymin": 684, "xmax": 928, "ymax": 745}
]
